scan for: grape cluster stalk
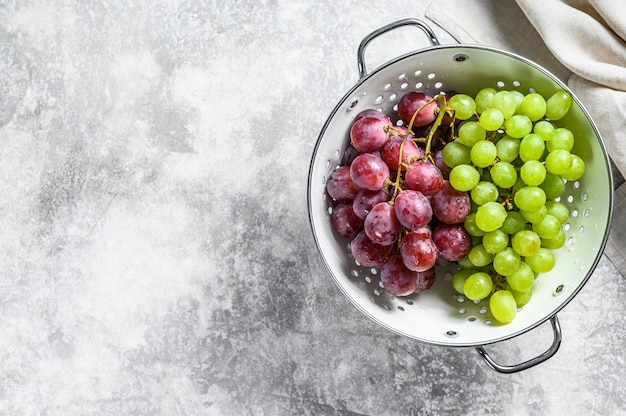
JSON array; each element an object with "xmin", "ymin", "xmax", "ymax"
[{"xmin": 326, "ymin": 86, "xmax": 583, "ymax": 324}]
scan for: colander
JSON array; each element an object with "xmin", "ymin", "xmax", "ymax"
[{"xmin": 307, "ymin": 18, "xmax": 614, "ymax": 373}]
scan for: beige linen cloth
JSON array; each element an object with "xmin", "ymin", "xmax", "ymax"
[{"xmin": 426, "ymin": 0, "xmax": 626, "ymax": 273}]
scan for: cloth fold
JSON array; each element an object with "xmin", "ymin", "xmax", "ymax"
[{"xmin": 426, "ymin": 0, "xmax": 626, "ymax": 276}]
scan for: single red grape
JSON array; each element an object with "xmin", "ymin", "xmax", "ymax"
[
  {"xmin": 351, "ymin": 230, "xmax": 392, "ymax": 267},
  {"xmin": 350, "ymin": 116, "xmax": 392, "ymax": 153},
  {"xmin": 350, "ymin": 153, "xmax": 390, "ymax": 191},
  {"xmin": 405, "ymin": 161, "xmax": 444, "ymax": 196},
  {"xmin": 431, "ymin": 181, "xmax": 470, "ymax": 224},
  {"xmin": 326, "ymin": 166, "xmax": 359, "ymax": 201},
  {"xmin": 331, "ymin": 202, "xmax": 364, "ymax": 239},
  {"xmin": 399, "ymin": 229, "xmax": 438, "ymax": 272},
  {"xmin": 381, "ymin": 255, "xmax": 418, "ymax": 296},
  {"xmin": 432, "ymin": 223, "xmax": 472, "ymax": 261},
  {"xmin": 398, "ymin": 91, "xmax": 438, "ymax": 127},
  {"xmin": 394, "ymin": 190, "xmax": 432, "ymax": 231},
  {"xmin": 364, "ymin": 202, "xmax": 401, "ymax": 246}
]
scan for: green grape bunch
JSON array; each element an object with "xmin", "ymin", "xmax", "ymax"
[{"xmin": 446, "ymin": 88, "xmax": 582, "ymax": 324}]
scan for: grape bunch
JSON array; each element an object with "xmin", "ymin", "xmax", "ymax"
[{"xmin": 326, "ymin": 86, "xmax": 583, "ymax": 324}]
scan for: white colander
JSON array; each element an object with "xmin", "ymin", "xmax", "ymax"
[{"xmin": 307, "ymin": 19, "xmax": 614, "ymax": 373}]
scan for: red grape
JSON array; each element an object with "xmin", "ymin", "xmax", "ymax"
[
  {"xmin": 399, "ymin": 229, "xmax": 438, "ymax": 272},
  {"xmin": 393, "ymin": 190, "xmax": 432, "ymax": 231},
  {"xmin": 432, "ymin": 223, "xmax": 472, "ymax": 261},
  {"xmin": 405, "ymin": 161, "xmax": 444, "ymax": 196},
  {"xmin": 326, "ymin": 166, "xmax": 359, "ymax": 201},
  {"xmin": 381, "ymin": 134, "xmax": 422, "ymax": 171},
  {"xmin": 331, "ymin": 202, "xmax": 364, "ymax": 239},
  {"xmin": 350, "ymin": 153, "xmax": 390, "ymax": 191},
  {"xmin": 381, "ymin": 255, "xmax": 418, "ymax": 296},
  {"xmin": 364, "ymin": 202, "xmax": 401, "ymax": 246},
  {"xmin": 415, "ymin": 267, "xmax": 436, "ymax": 293},
  {"xmin": 398, "ymin": 91, "xmax": 438, "ymax": 127},
  {"xmin": 431, "ymin": 181, "xmax": 470, "ymax": 224},
  {"xmin": 352, "ymin": 189, "xmax": 389, "ymax": 219},
  {"xmin": 350, "ymin": 116, "xmax": 392, "ymax": 153},
  {"xmin": 351, "ymin": 230, "xmax": 392, "ymax": 267}
]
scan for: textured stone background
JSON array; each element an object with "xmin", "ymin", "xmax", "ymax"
[{"xmin": 0, "ymin": 0, "xmax": 624, "ymax": 415}]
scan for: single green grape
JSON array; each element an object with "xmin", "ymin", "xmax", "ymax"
[
  {"xmin": 545, "ymin": 201, "xmax": 570, "ymax": 223},
  {"xmin": 532, "ymin": 214, "xmax": 561, "ymax": 239},
  {"xmin": 545, "ymin": 90, "xmax": 573, "ymax": 120},
  {"xmin": 506, "ymin": 261, "xmax": 534, "ymax": 292},
  {"xmin": 495, "ymin": 135, "xmax": 520, "ymax": 162},
  {"xmin": 504, "ymin": 114, "xmax": 533, "ymax": 138},
  {"xmin": 533, "ymin": 120, "xmax": 556, "ymax": 141},
  {"xmin": 541, "ymin": 229, "xmax": 566, "ymax": 250},
  {"xmin": 479, "ymin": 108, "xmax": 505, "ymax": 131},
  {"xmin": 546, "ymin": 128, "xmax": 574, "ymax": 152},
  {"xmin": 475, "ymin": 201, "xmax": 507, "ymax": 232},
  {"xmin": 561, "ymin": 154, "xmax": 585, "ymax": 181},
  {"xmin": 520, "ymin": 92, "xmax": 547, "ymax": 121},
  {"xmin": 490, "ymin": 161, "xmax": 518, "ymax": 188},
  {"xmin": 475, "ymin": 88, "xmax": 497, "ymax": 114},
  {"xmin": 519, "ymin": 134, "xmax": 545, "ymax": 162},
  {"xmin": 545, "ymin": 149, "xmax": 574, "ymax": 175},
  {"xmin": 482, "ymin": 229, "xmax": 509, "ymax": 253},
  {"xmin": 540, "ymin": 172, "xmax": 566, "ymax": 199},
  {"xmin": 490, "ymin": 290, "xmax": 517, "ymax": 323},
  {"xmin": 514, "ymin": 186, "xmax": 546, "ymax": 212},
  {"xmin": 458, "ymin": 121, "xmax": 487, "ymax": 147},
  {"xmin": 525, "ymin": 247, "xmax": 556, "ymax": 273},
  {"xmin": 493, "ymin": 247, "xmax": 521, "ymax": 276},
  {"xmin": 449, "ymin": 164, "xmax": 480, "ymax": 192},
  {"xmin": 448, "ymin": 94, "xmax": 476, "ymax": 120},
  {"xmin": 463, "ymin": 271, "xmax": 494, "ymax": 300},
  {"xmin": 442, "ymin": 140, "xmax": 471, "ymax": 168},
  {"xmin": 512, "ymin": 230, "xmax": 541, "ymax": 257},
  {"xmin": 470, "ymin": 140, "xmax": 497, "ymax": 168},
  {"xmin": 501, "ymin": 211, "xmax": 526, "ymax": 235},
  {"xmin": 520, "ymin": 160, "xmax": 547, "ymax": 186},
  {"xmin": 471, "ymin": 181, "xmax": 499, "ymax": 205},
  {"xmin": 492, "ymin": 91, "xmax": 516, "ymax": 119},
  {"xmin": 520, "ymin": 205, "xmax": 547, "ymax": 224},
  {"xmin": 468, "ymin": 244, "xmax": 494, "ymax": 267}
]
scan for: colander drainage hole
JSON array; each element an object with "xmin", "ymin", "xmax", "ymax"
[
  {"xmin": 468, "ymin": 316, "xmax": 477, "ymax": 322},
  {"xmin": 453, "ymin": 53, "xmax": 468, "ymax": 62},
  {"xmin": 445, "ymin": 330, "xmax": 459, "ymax": 338}
]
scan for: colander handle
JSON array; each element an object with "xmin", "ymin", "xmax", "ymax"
[
  {"xmin": 357, "ymin": 18, "xmax": 440, "ymax": 78},
  {"xmin": 475, "ymin": 315, "xmax": 562, "ymax": 374}
]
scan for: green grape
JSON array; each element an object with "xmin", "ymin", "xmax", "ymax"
[
  {"xmin": 490, "ymin": 290, "xmax": 517, "ymax": 323},
  {"xmin": 448, "ymin": 94, "xmax": 476, "ymax": 120},
  {"xmin": 475, "ymin": 201, "xmax": 507, "ymax": 232},
  {"xmin": 540, "ymin": 172, "xmax": 566, "ymax": 199},
  {"xmin": 525, "ymin": 247, "xmax": 556, "ymax": 273},
  {"xmin": 520, "ymin": 160, "xmax": 547, "ymax": 186},
  {"xmin": 471, "ymin": 140, "xmax": 497, "ymax": 168},
  {"xmin": 532, "ymin": 214, "xmax": 561, "ymax": 239},
  {"xmin": 490, "ymin": 161, "xmax": 518, "ymax": 188},
  {"xmin": 545, "ymin": 90, "xmax": 573, "ymax": 120},
  {"xmin": 506, "ymin": 261, "xmax": 534, "ymax": 292},
  {"xmin": 442, "ymin": 140, "xmax": 471, "ymax": 168},
  {"xmin": 463, "ymin": 271, "xmax": 494, "ymax": 300},
  {"xmin": 458, "ymin": 121, "xmax": 487, "ymax": 147},
  {"xmin": 449, "ymin": 164, "xmax": 480, "ymax": 192},
  {"xmin": 533, "ymin": 120, "xmax": 556, "ymax": 141},
  {"xmin": 475, "ymin": 88, "xmax": 497, "ymax": 114},
  {"xmin": 501, "ymin": 211, "xmax": 526, "ymax": 235},
  {"xmin": 452, "ymin": 269, "xmax": 475, "ymax": 294},
  {"xmin": 504, "ymin": 114, "xmax": 533, "ymax": 138},
  {"xmin": 471, "ymin": 181, "xmax": 499, "ymax": 205},
  {"xmin": 512, "ymin": 230, "xmax": 541, "ymax": 257},
  {"xmin": 519, "ymin": 134, "xmax": 545, "ymax": 162},
  {"xmin": 506, "ymin": 284, "xmax": 533, "ymax": 307},
  {"xmin": 520, "ymin": 92, "xmax": 547, "ymax": 121},
  {"xmin": 561, "ymin": 154, "xmax": 585, "ymax": 181},
  {"xmin": 493, "ymin": 247, "xmax": 521, "ymax": 276},
  {"xmin": 483, "ymin": 229, "xmax": 509, "ymax": 253},
  {"xmin": 520, "ymin": 205, "xmax": 547, "ymax": 224},
  {"xmin": 545, "ymin": 149, "xmax": 574, "ymax": 175},
  {"xmin": 546, "ymin": 128, "xmax": 574, "ymax": 152},
  {"xmin": 479, "ymin": 108, "xmax": 505, "ymax": 131},
  {"xmin": 541, "ymin": 229, "xmax": 566, "ymax": 249},
  {"xmin": 468, "ymin": 244, "xmax": 494, "ymax": 267},
  {"xmin": 545, "ymin": 201, "xmax": 570, "ymax": 223},
  {"xmin": 464, "ymin": 212, "xmax": 485, "ymax": 237},
  {"xmin": 492, "ymin": 91, "xmax": 516, "ymax": 119},
  {"xmin": 495, "ymin": 135, "xmax": 520, "ymax": 162},
  {"xmin": 510, "ymin": 90, "xmax": 525, "ymax": 113},
  {"xmin": 514, "ymin": 186, "xmax": 546, "ymax": 212}
]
